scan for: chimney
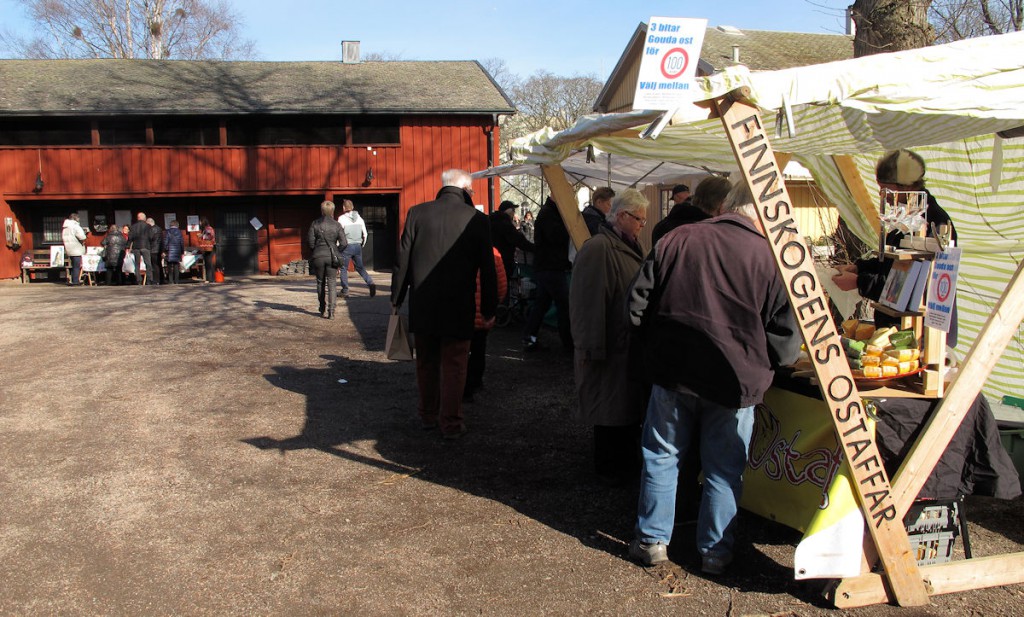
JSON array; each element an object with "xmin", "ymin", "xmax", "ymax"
[
  {"xmin": 731, "ymin": 45, "xmax": 740, "ymax": 63},
  {"xmin": 342, "ymin": 40, "xmax": 360, "ymax": 64},
  {"xmin": 845, "ymin": 6, "xmax": 857, "ymax": 36}
]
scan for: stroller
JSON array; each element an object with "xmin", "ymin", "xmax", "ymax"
[{"xmin": 495, "ymin": 260, "xmax": 535, "ymax": 328}]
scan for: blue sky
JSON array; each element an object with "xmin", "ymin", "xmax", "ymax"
[{"xmin": 1, "ymin": 0, "xmax": 852, "ymax": 78}]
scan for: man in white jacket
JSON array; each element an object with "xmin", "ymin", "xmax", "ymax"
[
  {"xmin": 62, "ymin": 212, "xmax": 87, "ymax": 286},
  {"xmin": 337, "ymin": 199, "xmax": 377, "ymax": 297}
]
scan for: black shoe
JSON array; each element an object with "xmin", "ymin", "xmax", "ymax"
[
  {"xmin": 326, "ymin": 309, "xmax": 334, "ymax": 319},
  {"xmin": 338, "ymin": 289, "xmax": 348, "ymax": 298},
  {"xmin": 319, "ymin": 305, "xmax": 326, "ymax": 317},
  {"xmin": 369, "ymin": 284, "xmax": 377, "ymax": 298}
]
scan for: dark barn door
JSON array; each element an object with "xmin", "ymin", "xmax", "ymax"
[
  {"xmin": 355, "ymin": 195, "xmax": 398, "ymax": 272},
  {"xmin": 219, "ymin": 210, "xmax": 258, "ymax": 275}
]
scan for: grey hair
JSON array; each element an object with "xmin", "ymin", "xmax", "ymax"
[
  {"xmin": 320, "ymin": 200, "xmax": 336, "ymax": 217},
  {"xmin": 606, "ymin": 188, "xmax": 649, "ymax": 224},
  {"xmin": 691, "ymin": 176, "xmax": 733, "ymax": 216},
  {"xmin": 146, "ymin": 217, "xmax": 155, "ymax": 225},
  {"xmin": 441, "ymin": 168, "xmax": 473, "ymax": 190},
  {"xmin": 721, "ymin": 181, "xmax": 759, "ymax": 221}
]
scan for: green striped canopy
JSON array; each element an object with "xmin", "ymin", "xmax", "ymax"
[{"xmin": 508, "ymin": 32, "xmax": 1024, "ymax": 400}]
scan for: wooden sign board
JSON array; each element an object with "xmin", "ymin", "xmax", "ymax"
[{"xmin": 714, "ymin": 89, "xmax": 929, "ymax": 606}]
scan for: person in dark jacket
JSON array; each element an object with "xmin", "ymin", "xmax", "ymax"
[
  {"xmin": 651, "ymin": 178, "xmax": 730, "ymax": 245},
  {"xmin": 147, "ymin": 217, "xmax": 163, "ymax": 285},
  {"xmin": 101, "ymin": 225, "xmax": 127, "ymax": 285},
  {"xmin": 627, "ymin": 180, "xmax": 801, "ymax": 575},
  {"xmin": 489, "ymin": 200, "xmax": 534, "ymax": 296},
  {"xmin": 127, "ymin": 212, "xmax": 152, "ymax": 286},
  {"xmin": 308, "ymin": 201, "xmax": 345, "ymax": 319},
  {"xmin": 391, "ymin": 169, "xmax": 498, "ymax": 439},
  {"xmin": 650, "ymin": 174, "xmax": 735, "ymax": 519},
  {"xmin": 163, "ymin": 220, "xmax": 186, "ymax": 284},
  {"xmin": 581, "ymin": 186, "xmax": 615, "ymax": 236},
  {"xmin": 522, "ymin": 197, "xmax": 573, "ymax": 351},
  {"xmin": 832, "ymin": 149, "xmax": 959, "ymax": 345}
]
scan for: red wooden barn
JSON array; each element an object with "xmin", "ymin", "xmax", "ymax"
[{"xmin": 0, "ymin": 56, "xmax": 515, "ymax": 280}]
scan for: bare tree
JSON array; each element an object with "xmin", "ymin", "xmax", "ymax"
[
  {"xmin": 1, "ymin": 0, "xmax": 256, "ymax": 60},
  {"xmin": 850, "ymin": 0, "xmax": 936, "ymax": 56},
  {"xmin": 360, "ymin": 50, "xmax": 407, "ymax": 61},
  {"xmin": 930, "ymin": 0, "xmax": 1023, "ymax": 41},
  {"xmin": 495, "ymin": 70, "xmax": 603, "ymax": 208},
  {"xmin": 479, "ymin": 57, "xmax": 519, "ymax": 94}
]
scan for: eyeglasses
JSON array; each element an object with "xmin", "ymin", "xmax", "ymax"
[{"xmin": 623, "ymin": 211, "xmax": 647, "ymax": 227}]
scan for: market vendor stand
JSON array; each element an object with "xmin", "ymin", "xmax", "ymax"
[
  {"xmin": 486, "ymin": 32, "xmax": 1024, "ymax": 609},
  {"xmin": 713, "ymin": 87, "xmax": 1024, "ymax": 608}
]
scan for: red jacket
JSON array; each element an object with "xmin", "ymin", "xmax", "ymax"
[{"xmin": 475, "ymin": 248, "xmax": 507, "ymax": 330}]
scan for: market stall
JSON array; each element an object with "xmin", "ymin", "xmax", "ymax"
[{"xmin": 482, "ymin": 31, "xmax": 1024, "ymax": 607}]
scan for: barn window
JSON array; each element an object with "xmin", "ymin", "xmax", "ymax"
[
  {"xmin": 153, "ymin": 118, "xmax": 220, "ymax": 146},
  {"xmin": 0, "ymin": 119, "xmax": 91, "ymax": 146},
  {"xmin": 99, "ymin": 120, "xmax": 147, "ymax": 145},
  {"xmin": 351, "ymin": 117, "xmax": 400, "ymax": 144},
  {"xmin": 41, "ymin": 216, "xmax": 63, "ymax": 244}
]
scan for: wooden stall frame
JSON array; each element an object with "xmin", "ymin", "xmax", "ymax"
[{"xmin": 711, "ymin": 87, "xmax": 1024, "ymax": 608}]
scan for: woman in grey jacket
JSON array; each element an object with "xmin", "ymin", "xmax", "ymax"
[{"xmin": 307, "ymin": 200, "xmax": 345, "ymax": 319}]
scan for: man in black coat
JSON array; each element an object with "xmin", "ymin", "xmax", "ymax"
[
  {"xmin": 392, "ymin": 169, "xmax": 498, "ymax": 439},
  {"xmin": 581, "ymin": 186, "xmax": 614, "ymax": 236},
  {"xmin": 522, "ymin": 197, "xmax": 573, "ymax": 351},
  {"xmin": 650, "ymin": 183, "xmax": 697, "ymax": 245},
  {"xmin": 127, "ymin": 212, "xmax": 152, "ymax": 286},
  {"xmin": 147, "ymin": 217, "xmax": 163, "ymax": 285},
  {"xmin": 489, "ymin": 201, "xmax": 533, "ymax": 295}
]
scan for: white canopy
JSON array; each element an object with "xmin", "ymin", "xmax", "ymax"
[{"xmin": 490, "ymin": 31, "xmax": 1024, "ymax": 400}]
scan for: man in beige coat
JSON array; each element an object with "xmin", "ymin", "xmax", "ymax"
[{"xmin": 569, "ymin": 188, "xmax": 650, "ymax": 486}]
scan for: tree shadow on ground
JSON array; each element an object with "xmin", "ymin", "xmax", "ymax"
[{"xmin": 241, "ymin": 322, "xmax": 840, "ymax": 602}]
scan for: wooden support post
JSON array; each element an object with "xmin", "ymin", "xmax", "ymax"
[
  {"xmin": 715, "ymin": 88, "xmax": 929, "ymax": 607},
  {"xmin": 833, "ymin": 155, "xmax": 882, "ymax": 235},
  {"xmin": 891, "ymin": 257, "xmax": 1024, "ymax": 512},
  {"xmin": 828, "ymin": 552, "xmax": 1024, "ymax": 609},
  {"xmin": 540, "ymin": 164, "xmax": 590, "ymax": 250}
]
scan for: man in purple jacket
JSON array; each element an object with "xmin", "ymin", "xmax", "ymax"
[{"xmin": 626, "ymin": 180, "xmax": 801, "ymax": 575}]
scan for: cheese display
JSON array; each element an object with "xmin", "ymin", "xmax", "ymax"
[{"xmin": 840, "ymin": 320, "xmax": 922, "ymax": 381}]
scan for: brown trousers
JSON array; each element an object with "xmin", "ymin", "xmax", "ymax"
[{"xmin": 414, "ymin": 333, "xmax": 471, "ymax": 434}]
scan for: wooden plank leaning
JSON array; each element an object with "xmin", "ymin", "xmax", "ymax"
[
  {"xmin": 833, "ymin": 154, "xmax": 882, "ymax": 235},
  {"xmin": 714, "ymin": 88, "xmax": 929, "ymax": 607}
]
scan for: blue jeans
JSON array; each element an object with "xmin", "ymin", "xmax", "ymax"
[
  {"xmin": 635, "ymin": 384, "xmax": 754, "ymax": 561},
  {"xmin": 339, "ymin": 243, "xmax": 374, "ymax": 291},
  {"xmin": 69, "ymin": 255, "xmax": 82, "ymax": 285}
]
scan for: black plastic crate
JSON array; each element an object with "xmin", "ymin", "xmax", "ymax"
[{"xmin": 905, "ymin": 500, "xmax": 960, "ymax": 565}]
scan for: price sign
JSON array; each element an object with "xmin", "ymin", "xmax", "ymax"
[{"xmin": 633, "ymin": 17, "xmax": 707, "ymax": 110}]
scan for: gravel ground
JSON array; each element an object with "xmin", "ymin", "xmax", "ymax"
[{"xmin": 1, "ymin": 273, "xmax": 1021, "ymax": 616}]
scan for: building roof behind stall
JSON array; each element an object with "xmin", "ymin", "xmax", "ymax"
[{"xmin": 0, "ymin": 59, "xmax": 515, "ymax": 117}]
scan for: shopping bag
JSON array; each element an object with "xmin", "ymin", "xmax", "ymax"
[
  {"xmin": 385, "ymin": 309, "xmax": 413, "ymax": 361},
  {"xmin": 122, "ymin": 252, "xmax": 136, "ymax": 274}
]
